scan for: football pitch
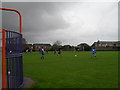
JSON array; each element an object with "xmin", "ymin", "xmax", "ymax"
[{"xmin": 23, "ymin": 51, "xmax": 118, "ymax": 88}]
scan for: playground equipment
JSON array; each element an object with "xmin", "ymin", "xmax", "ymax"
[{"xmin": 0, "ymin": 8, "xmax": 23, "ymax": 89}]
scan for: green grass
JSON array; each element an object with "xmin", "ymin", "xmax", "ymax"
[{"xmin": 23, "ymin": 51, "xmax": 118, "ymax": 88}]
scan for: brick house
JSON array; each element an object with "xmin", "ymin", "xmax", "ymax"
[{"xmin": 33, "ymin": 43, "xmax": 52, "ymax": 50}]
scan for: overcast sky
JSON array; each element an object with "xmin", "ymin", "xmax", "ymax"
[{"xmin": 2, "ymin": 1, "xmax": 118, "ymax": 46}]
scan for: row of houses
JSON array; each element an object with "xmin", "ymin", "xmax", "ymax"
[
  {"xmin": 25, "ymin": 43, "xmax": 52, "ymax": 50},
  {"xmin": 24, "ymin": 40, "xmax": 120, "ymax": 51},
  {"xmin": 91, "ymin": 40, "xmax": 120, "ymax": 51}
]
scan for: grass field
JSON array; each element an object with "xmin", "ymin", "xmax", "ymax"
[{"xmin": 23, "ymin": 51, "xmax": 118, "ymax": 88}]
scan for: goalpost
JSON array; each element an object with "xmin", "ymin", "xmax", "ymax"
[{"xmin": 0, "ymin": 8, "xmax": 23, "ymax": 89}]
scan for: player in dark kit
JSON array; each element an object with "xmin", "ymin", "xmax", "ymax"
[
  {"xmin": 57, "ymin": 49, "xmax": 62, "ymax": 56},
  {"xmin": 54, "ymin": 49, "xmax": 57, "ymax": 54}
]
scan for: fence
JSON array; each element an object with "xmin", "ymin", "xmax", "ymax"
[
  {"xmin": 0, "ymin": 8, "xmax": 23, "ymax": 89},
  {"xmin": 6, "ymin": 30, "xmax": 23, "ymax": 89}
]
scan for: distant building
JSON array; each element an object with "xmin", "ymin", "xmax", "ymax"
[
  {"xmin": 33, "ymin": 43, "xmax": 52, "ymax": 50},
  {"xmin": 26, "ymin": 44, "xmax": 33, "ymax": 49},
  {"xmin": 62, "ymin": 45, "xmax": 74, "ymax": 51},
  {"xmin": 91, "ymin": 40, "xmax": 120, "ymax": 51},
  {"xmin": 77, "ymin": 43, "xmax": 91, "ymax": 51}
]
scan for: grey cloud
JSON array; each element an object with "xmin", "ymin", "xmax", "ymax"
[
  {"xmin": 2, "ymin": 2, "xmax": 70, "ymax": 33},
  {"xmin": 2, "ymin": 2, "xmax": 118, "ymax": 46}
]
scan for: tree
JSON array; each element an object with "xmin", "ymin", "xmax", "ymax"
[
  {"xmin": 22, "ymin": 38, "xmax": 27, "ymax": 45},
  {"xmin": 52, "ymin": 40, "xmax": 62, "ymax": 50},
  {"xmin": 22, "ymin": 38, "xmax": 28, "ymax": 51},
  {"xmin": 53, "ymin": 40, "xmax": 62, "ymax": 46},
  {"xmin": 62, "ymin": 45, "xmax": 72, "ymax": 51}
]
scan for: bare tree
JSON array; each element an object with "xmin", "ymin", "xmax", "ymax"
[
  {"xmin": 53, "ymin": 40, "xmax": 62, "ymax": 46},
  {"xmin": 22, "ymin": 38, "xmax": 28, "ymax": 51},
  {"xmin": 52, "ymin": 40, "xmax": 62, "ymax": 50}
]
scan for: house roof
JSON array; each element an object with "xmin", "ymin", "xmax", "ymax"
[
  {"xmin": 77, "ymin": 43, "xmax": 89, "ymax": 46},
  {"xmin": 91, "ymin": 40, "xmax": 120, "ymax": 47},
  {"xmin": 97, "ymin": 41, "xmax": 120, "ymax": 44},
  {"xmin": 33, "ymin": 43, "xmax": 51, "ymax": 46}
]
